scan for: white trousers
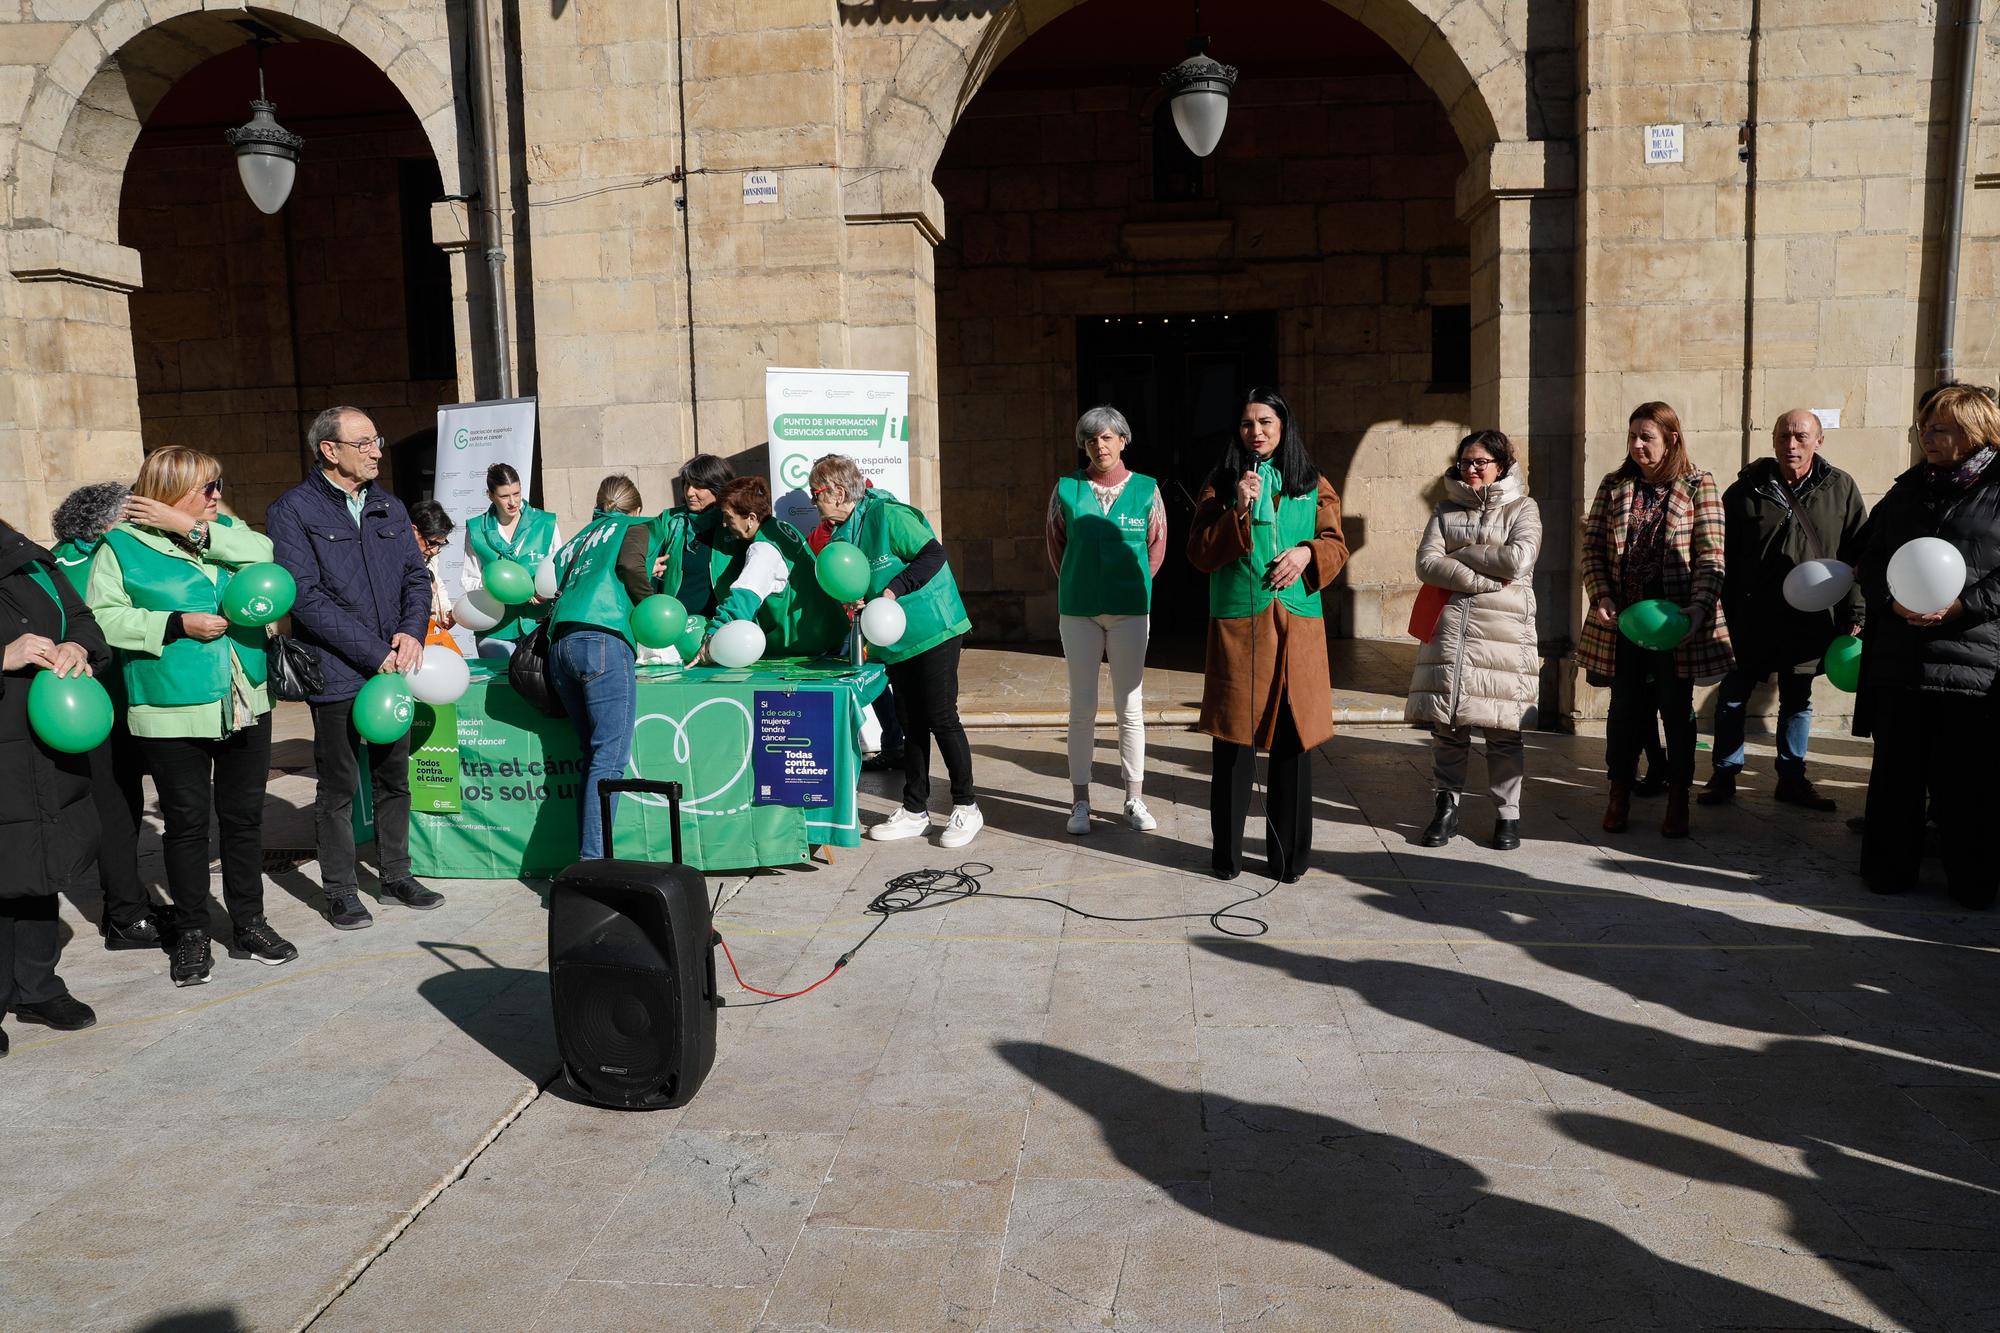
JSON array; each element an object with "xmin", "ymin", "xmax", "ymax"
[{"xmin": 1059, "ymin": 613, "xmax": 1150, "ymax": 788}]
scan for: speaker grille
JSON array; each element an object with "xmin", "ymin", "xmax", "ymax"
[{"xmin": 551, "ymin": 961, "xmax": 679, "ymax": 1095}]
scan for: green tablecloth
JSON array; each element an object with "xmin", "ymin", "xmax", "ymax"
[{"xmin": 366, "ymin": 657, "xmax": 884, "ymax": 876}]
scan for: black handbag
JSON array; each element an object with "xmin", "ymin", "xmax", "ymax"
[
  {"xmin": 509, "ymin": 622, "xmax": 567, "ymax": 717},
  {"xmin": 266, "ymin": 632, "xmax": 324, "ymax": 702}
]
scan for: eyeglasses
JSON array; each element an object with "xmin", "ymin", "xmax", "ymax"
[
  {"xmin": 420, "ymin": 536, "xmax": 449, "ymax": 555},
  {"xmin": 1458, "ymin": 457, "xmax": 1498, "ymax": 472},
  {"xmin": 328, "ymin": 435, "xmax": 385, "ymax": 454},
  {"xmin": 809, "ymin": 486, "xmax": 835, "ymax": 499},
  {"xmin": 200, "ymin": 480, "xmax": 224, "ymax": 498}
]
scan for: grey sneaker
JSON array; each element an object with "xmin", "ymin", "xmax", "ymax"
[
  {"xmin": 380, "ymin": 878, "xmax": 444, "ymax": 911},
  {"xmin": 324, "ymin": 893, "xmax": 374, "ymax": 931}
]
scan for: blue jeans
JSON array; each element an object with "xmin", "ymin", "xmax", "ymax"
[
  {"xmin": 1710, "ymin": 666, "xmax": 1813, "ymax": 779},
  {"xmin": 550, "ymin": 630, "xmax": 637, "ymax": 859}
]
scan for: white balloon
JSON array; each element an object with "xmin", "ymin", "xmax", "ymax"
[
  {"xmin": 407, "ymin": 643, "xmax": 471, "ymax": 705},
  {"xmin": 534, "ymin": 558, "xmax": 559, "ymax": 600},
  {"xmin": 1886, "ymin": 537, "xmax": 1968, "ymax": 616},
  {"xmin": 453, "ymin": 588, "xmax": 504, "ymax": 632},
  {"xmin": 708, "ymin": 619, "xmax": 766, "ymax": 669},
  {"xmin": 859, "ymin": 597, "xmax": 907, "ymax": 647},
  {"xmin": 1781, "ymin": 558, "xmax": 1854, "ymax": 613}
]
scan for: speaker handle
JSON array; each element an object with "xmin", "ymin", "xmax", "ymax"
[{"xmin": 596, "ymin": 779, "xmax": 684, "ymax": 862}]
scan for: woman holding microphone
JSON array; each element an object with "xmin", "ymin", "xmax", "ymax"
[
  {"xmin": 461, "ymin": 463, "xmax": 560, "ymax": 660},
  {"xmin": 88, "ymin": 446, "xmax": 293, "ymax": 987},
  {"xmin": 1188, "ymin": 388, "xmax": 1349, "ymax": 882},
  {"xmin": 1047, "ymin": 406, "xmax": 1167, "ymax": 835}
]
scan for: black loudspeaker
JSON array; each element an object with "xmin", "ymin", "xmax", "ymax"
[{"xmin": 549, "ymin": 779, "xmax": 719, "ymax": 1109}]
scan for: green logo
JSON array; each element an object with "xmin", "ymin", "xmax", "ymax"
[
  {"xmin": 779, "ymin": 453, "xmax": 813, "ymax": 488},
  {"xmin": 454, "ymin": 428, "xmax": 471, "ymax": 450}
]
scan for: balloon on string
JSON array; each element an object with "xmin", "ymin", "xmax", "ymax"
[
  {"xmin": 708, "ymin": 619, "xmax": 767, "ymax": 669},
  {"xmin": 453, "ymin": 589, "xmax": 504, "ymax": 632},
  {"xmin": 484, "ymin": 559, "xmax": 534, "ymax": 606},
  {"xmin": 1617, "ymin": 598, "xmax": 1690, "ymax": 651},
  {"xmin": 631, "ymin": 594, "xmax": 689, "ymax": 649},
  {"xmin": 1886, "ymin": 537, "xmax": 1966, "ymax": 616},
  {"xmin": 220, "ymin": 563, "xmax": 296, "ymax": 627},
  {"xmin": 353, "ymin": 673, "xmax": 416, "ymax": 744},
  {"xmin": 1823, "ymin": 634, "xmax": 1863, "ymax": 693},
  {"xmin": 534, "ymin": 558, "xmax": 560, "ymax": 600},
  {"xmin": 672, "ymin": 614, "xmax": 707, "ymax": 663},
  {"xmin": 816, "ymin": 542, "xmax": 871, "ymax": 603},
  {"xmin": 406, "ymin": 643, "xmax": 471, "ymax": 705},
  {"xmin": 1781, "ymin": 558, "xmax": 1854, "ymax": 613},
  {"xmin": 859, "ymin": 597, "xmax": 907, "ymax": 648},
  {"xmin": 27, "ymin": 670, "xmax": 112, "ymax": 754}
]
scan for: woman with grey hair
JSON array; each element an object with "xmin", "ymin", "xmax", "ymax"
[{"xmin": 1046, "ymin": 405, "xmax": 1167, "ymax": 835}]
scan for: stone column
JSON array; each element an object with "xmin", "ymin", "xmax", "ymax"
[{"xmin": 841, "ymin": 169, "xmax": 944, "ymax": 523}]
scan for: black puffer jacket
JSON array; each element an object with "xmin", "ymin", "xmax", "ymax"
[
  {"xmin": 0, "ymin": 524, "xmax": 110, "ymax": 897},
  {"xmin": 1720, "ymin": 456, "xmax": 1867, "ymax": 674},
  {"xmin": 1855, "ymin": 457, "xmax": 2000, "ymax": 700}
]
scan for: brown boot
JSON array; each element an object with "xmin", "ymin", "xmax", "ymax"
[
  {"xmin": 1602, "ymin": 781, "xmax": 1631, "ymax": 833},
  {"xmin": 1773, "ymin": 775, "xmax": 1837, "ymax": 812},
  {"xmin": 1661, "ymin": 785, "xmax": 1691, "ymax": 838}
]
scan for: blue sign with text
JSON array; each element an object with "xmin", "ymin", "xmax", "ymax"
[{"xmin": 753, "ymin": 689, "xmax": 836, "ymax": 808}]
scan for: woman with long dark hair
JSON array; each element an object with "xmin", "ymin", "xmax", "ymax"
[
  {"xmin": 461, "ymin": 462, "xmax": 561, "ymax": 660},
  {"xmin": 1187, "ymin": 388, "xmax": 1349, "ymax": 881}
]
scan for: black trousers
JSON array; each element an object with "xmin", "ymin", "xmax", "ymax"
[
  {"xmin": 310, "ymin": 700, "xmax": 412, "ymax": 898},
  {"xmin": 887, "ymin": 635, "xmax": 976, "ymax": 811},
  {"xmin": 0, "ymin": 894, "xmax": 65, "ymax": 1011},
  {"xmin": 1211, "ymin": 707, "xmax": 1312, "ymax": 879},
  {"xmin": 89, "ymin": 720, "xmax": 152, "ymax": 929},
  {"xmin": 1862, "ymin": 690, "xmax": 1998, "ymax": 904},
  {"xmin": 873, "ymin": 691, "xmax": 906, "ymax": 754},
  {"xmin": 1605, "ymin": 639, "xmax": 1696, "ymax": 787},
  {"xmin": 139, "ymin": 715, "xmax": 273, "ymax": 937}
]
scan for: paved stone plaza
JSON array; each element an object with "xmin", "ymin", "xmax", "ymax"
[{"xmin": 3, "ymin": 697, "xmax": 1996, "ymax": 1331}]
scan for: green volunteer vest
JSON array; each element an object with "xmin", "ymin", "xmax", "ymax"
[
  {"xmin": 102, "ymin": 524, "xmax": 270, "ymax": 707},
  {"xmin": 747, "ymin": 519, "xmax": 848, "ymax": 657},
  {"xmin": 833, "ymin": 488, "xmax": 971, "ymax": 665},
  {"xmin": 552, "ymin": 511, "xmax": 657, "ymax": 646},
  {"xmin": 466, "ymin": 506, "xmax": 557, "ymax": 641},
  {"xmin": 1207, "ymin": 462, "xmax": 1323, "ymax": 620},
  {"xmin": 1056, "ymin": 471, "xmax": 1156, "ymax": 617},
  {"xmin": 648, "ymin": 507, "xmax": 730, "ymax": 615},
  {"xmin": 50, "ymin": 537, "xmax": 99, "ymax": 597}
]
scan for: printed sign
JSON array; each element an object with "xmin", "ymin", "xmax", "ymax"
[
  {"xmin": 766, "ymin": 367, "xmax": 911, "ymax": 531},
  {"xmin": 433, "ymin": 397, "xmax": 539, "ymax": 653},
  {"xmin": 743, "ymin": 171, "xmax": 779, "ymax": 206},
  {"xmin": 409, "ymin": 703, "xmax": 463, "ymax": 814},
  {"xmin": 1645, "ymin": 124, "xmax": 1684, "ymax": 165},
  {"xmin": 753, "ymin": 690, "xmax": 836, "ymax": 808}
]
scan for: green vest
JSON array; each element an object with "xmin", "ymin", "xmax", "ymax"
[
  {"xmin": 467, "ymin": 506, "xmax": 558, "ymax": 641},
  {"xmin": 833, "ymin": 489, "xmax": 971, "ymax": 664},
  {"xmin": 741, "ymin": 519, "xmax": 849, "ymax": 657},
  {"xmin": 50, "ymin": 537, "xmax": 99, "ymax": 597},
  {"xmin": 102, "ymin": 526, "xmax": 270, "ymax": 707},
  {"xmin": 1057, "ymin": 472, "xmax": 1155, "ymax": 617},
  {"xmin": 1207, "ymin": 463, "xmax": 1323, "ymax": 620},
  {"xmin": 552, "ymin": 511, "xmax": 657, "ymax": 646},
  {"xmin": 647, "ymin": 507, "xmax": 730, "ymax": 616}
]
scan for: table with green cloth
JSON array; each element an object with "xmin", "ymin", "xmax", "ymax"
[{"xmin": 358, "ymin": 657, "xmax": 886, "ymax": 875}]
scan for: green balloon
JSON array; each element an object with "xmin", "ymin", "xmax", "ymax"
[
  {"xmin": 815, "ymin": 541, "xmax": 872, "ymax": 603},
  {"xmin": 485, "ymin": 558, "xmax": 534, "ymax": 606},
  {"xmin": 28, "ymin": 671, "xmax": 112, "ymax": 754},
  {"xmin": 221, "ymin": 562, "xmax": 297, "ymax": 627},
  {"xmin": 1823, "ymin": 634, "xmax": 1863, "ymax": 693},
  {"xmin": 1618, "ymin": 598, "xmax": 1690, "ymax": 651},
  {"xmin": 672, "ymin": 614, "xmax": 707, "ymax": 662},
  {"xmin": 632, "ymin": 594, "xmax": 689, "ymax": 649},
  {"xmin": 353, "ymin": 673, "xmax": 416, "ymax": 744}
]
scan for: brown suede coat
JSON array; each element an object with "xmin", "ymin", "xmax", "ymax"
[{"xmin": 1188, "ymin": 475, "xmax": 1350, "ymax": 748}]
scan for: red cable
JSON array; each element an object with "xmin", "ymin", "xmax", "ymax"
[{"xmin": 716, "ymin": 934, "xmax": 843, "ymax": 999}]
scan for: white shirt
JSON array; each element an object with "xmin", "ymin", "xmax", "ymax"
[{"xmin": 460, "ymin": 515, "xmax": 563, "ymax": 597}]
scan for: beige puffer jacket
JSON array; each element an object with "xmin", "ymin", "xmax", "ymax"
[{"xmin": 1405, "ymin": 470, "xmax": 1542, "ymax": 733}]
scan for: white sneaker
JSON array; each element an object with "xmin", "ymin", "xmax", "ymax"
[
  {"xmin": 1066, "ymin": 801, "xmax": 1091, "ymax": 836},
  {"xmin": 939, "ymin": 803, "xmax": 984, "ymax": 849},
  {"xmin": 869, "ymin": 807, "xmax": 931, "ymax": 841},
  {"xmin": 1124, "ymin": 797, "xmax": 1158, "ymax": 832}
]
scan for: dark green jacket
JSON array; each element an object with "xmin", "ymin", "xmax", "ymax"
[{"xmin": 1720, "ymin": 456, "xmax": 1867, "ymax": 674}]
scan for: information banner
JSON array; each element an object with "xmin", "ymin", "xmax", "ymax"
[
  {"xmin": 409, "ymin": 703, "xmax": 463, "ymax": 814},
  {"xmin": 766, "ymin": 367, "xmax": 909, "ymax": 531},
  {"xmin": 433, "ymin": 397, "xmax": 538, "ymax": 651},
  {"xmin": 753, "ymin": 690, "xmax": 836, "ymax": 808}
]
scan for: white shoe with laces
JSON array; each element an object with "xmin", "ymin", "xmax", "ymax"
[
  {"xmin": 1124, "ymin": 797, "xmax": 1158, "ymax": 832},
  {"xmin": 1066, "ymin": 801, "xmax": 1090, "ymax": 836},
  {"xmin": 869, "ymin": 806, "xmax": 931, "ymax": 841},
  {"xmin": 940, "ymin": 803, "xmax": 984, "ymax": 849}
]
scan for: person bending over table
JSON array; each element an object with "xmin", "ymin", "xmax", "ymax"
[
  {"xmin": 809, "ymin": 454, "xmax": 983, "ymax": 850},
  {"xmin": 705, "ymin": 476, "xmax": 846, "ymax": 658},
  {"xmin": 460, "ymin": 463, "xmax": 560, "ymax": 661},
  {"xmin": 548, "ymin": 474, "xmax": 661, "ymax": 860}
]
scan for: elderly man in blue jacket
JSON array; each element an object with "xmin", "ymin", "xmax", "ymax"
[{"xmin": 268, "ymin": 406, "xmax": 445, "ymax": 929}]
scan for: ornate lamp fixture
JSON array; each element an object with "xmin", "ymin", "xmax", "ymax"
[
  {"xmin": 1159, "ymin": 1, "xmax": 1238, "ymax": 158},
  {"xmin": 224, "ymin": 37, "xmax": 304, "ymax": 214}
]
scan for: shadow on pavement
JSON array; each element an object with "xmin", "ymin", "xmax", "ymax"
[{"xmin": 414, "ymin": 941, "xmax": 558, "ymax": 1084}]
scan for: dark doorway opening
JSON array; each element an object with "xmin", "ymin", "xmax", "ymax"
[{"xmin": 1075, "ymin": 311, "xmax": 1279, "ymax": 641}]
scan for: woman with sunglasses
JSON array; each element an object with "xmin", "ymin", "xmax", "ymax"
[
  {"xmin": 88, "ymin": 447, "xmax": 294, "ymax": 987},
  {"xmin": 1406, "ymin": 431, "xmax": 1543, "ymax": 850},
  {"xmin": 460, "ymin": 463, "xmax": 561, "ymax": 661},
  {"xmin": 410, "ymin": 500, "xmax": 456, "ymax": 636}
]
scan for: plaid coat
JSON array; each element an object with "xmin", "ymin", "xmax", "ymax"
[{"xmin": 1578, "ymin": 468, "xmax": 1734, "ymax": 682}]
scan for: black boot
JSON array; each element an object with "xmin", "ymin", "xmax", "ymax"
[
  {"xmin": 1420, "ymin": 792, "xmax": 1460, "ymax": 847},
  {"xmin": 1492, "ymin": 818, "xmax": 1521, "ymax": 851}
]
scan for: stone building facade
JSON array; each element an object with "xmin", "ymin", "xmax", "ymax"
[{"xmin": 0, "ymin": 0, "xmax": 1991, "ymax": 718}]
